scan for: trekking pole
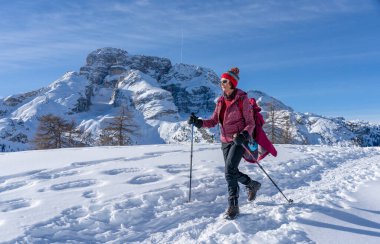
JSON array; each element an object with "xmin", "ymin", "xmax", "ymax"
[
  {"xmin": 188, "ymin": 121, "xmax": 195, "ymax": 202},
  {"xmin": 242, "ymin": 144, "xmax": 294, "ymax": 204}
]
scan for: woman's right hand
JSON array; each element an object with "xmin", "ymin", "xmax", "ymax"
[{"xmin": 187, "ymin": 113, "xmax": 203, "ymax": 128}]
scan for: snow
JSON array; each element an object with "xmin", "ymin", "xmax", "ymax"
[
  {"xmin": 162, "ymin": 63, "xmax": 220, "ymax": 91},
  {"xmin": 0, "ymin": 144, "xmax": 379, "ymax": 243},
  {"xmin": 299, "ymin": 181, "xmax": 380, "ymax": 244},
  {"xmin": 119, "ymin": 70, "xmax": 179, "ymax": 121},
  {"xmin": 9, "ymin": 72, "xmax": 88, "ymax": 124},
  {"xmin": 247, "ymin": 90, "xmax": 293, "ymax": 112}
]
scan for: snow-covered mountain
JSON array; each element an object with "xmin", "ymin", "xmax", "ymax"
[{"xmin": 0, "ymin": 47, "xmax": 379, "ymax": 151}]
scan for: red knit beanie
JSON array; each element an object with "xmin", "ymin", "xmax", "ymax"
[{"xmin": 221, "ymin": 67, "xmax": 240, "ymax": 89}]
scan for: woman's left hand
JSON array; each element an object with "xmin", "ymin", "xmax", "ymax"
[{"xmin": 233, "ymin": 133, "xmax": 245, "ymax": 145}]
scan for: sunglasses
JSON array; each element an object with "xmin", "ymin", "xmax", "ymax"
[{"xmin": 220, "ymin": 79, "xmax": 229, "ymax": 84}]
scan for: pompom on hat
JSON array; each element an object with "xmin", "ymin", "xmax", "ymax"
[{"xmin": 221, "ymin": 67, "xmax": 240, "ymax": 89}]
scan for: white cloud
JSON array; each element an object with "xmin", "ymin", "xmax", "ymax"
[
  {"xmin": 239, "ymin": 50, "xmax": 380, "ymax": 72},
  {"xmin": 0, "ymin": 0, "xmax": 376, "ymax": 70}
]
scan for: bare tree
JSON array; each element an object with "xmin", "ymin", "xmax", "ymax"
[
  {"xmin": 99, "ymin": 106, "xmax": 137, "ymax": 146},
  {"xmin": 34, "ymin": 114, "xmax": 77, "ymax": 149},
  {"xmin": 66, "ymin": 119, "xmax": 79, "ymax": 146},
  {"xmin": 264, "ymin": 102, "xmax": 281, "ymax": 144},
  {"xmin": 263, "ymin": 101, "xmax": 295, "ymax": 144},
  {"xmin": 269, "ymin": 102, "xmax": 276, "ymax": 143},
  {"xmin": 99, "ymin": 130, "xmax": 114, "ymax": 146},
  {"xmin": 281, "ymin": 114, "xmax": 293, "ymax": 144}
]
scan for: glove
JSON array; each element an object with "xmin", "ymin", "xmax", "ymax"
[
  {"xmin": 187, "ymin": 113, "xmax": 203, "ymax": 128},
  {"xmin": 233, "ymin": 131, "xmax": 249, "ymax": 145}
]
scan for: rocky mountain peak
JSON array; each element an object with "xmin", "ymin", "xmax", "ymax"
[
  {"xmin": 85, "ymin": 47, "xmax": 129, "ymax": 67},
  {"xmin": 126, "ymin": 55, "xmax": 172, "ymax": 80},
  {"xmin": 80, "ymin": 47, "xmax": 174, "ymax": 86}
]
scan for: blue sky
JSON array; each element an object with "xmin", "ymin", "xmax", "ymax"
[{"xmin": 0, "ymin": 0, "xmax": 379, "ymax": 122}]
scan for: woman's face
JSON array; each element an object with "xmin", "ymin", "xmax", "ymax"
[{"xmin": 221, "ymin": 78, "xmax": 233, "ymax": 94}]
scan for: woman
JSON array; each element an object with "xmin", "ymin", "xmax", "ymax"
[{"xmin": 188, "ymin": 67, "xmax": 261, "ymax": 219}]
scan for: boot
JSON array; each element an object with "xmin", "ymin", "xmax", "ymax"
[
  {"xmin": 224, "ymin": 197, "xmax": 240, "ymax": 220},
  {"xmin": 246, "ymin": 180, "xmax": 261, "ymax": 201}
]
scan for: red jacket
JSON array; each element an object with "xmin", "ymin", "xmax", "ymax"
[{"xmin": 202, "ymin": 89, "xmax": 255, "ymax": 143}]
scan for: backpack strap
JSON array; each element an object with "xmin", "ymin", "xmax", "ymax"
[{"xmin": 238, "ymin": 96, "xmax": 244, "ymax": 114}]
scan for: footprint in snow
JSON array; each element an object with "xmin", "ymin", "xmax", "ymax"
[
  {"xmin": 0, "ymin": 181, "xmax": 29, "ymax": 193},
  {"xmin": 82, "ymin": 190, "xmax": 100, "ymax": 199},
  {"xmin": 32, "ymin": 169, "xmax": 79, "ymax": 179},
  {"xmin": 50, "ymin": 179, "xmax": 97, "ymax": 191},
  {"xmin": 70, "ymin": 157, "xmax": 125, "ymax": 168},
  {"xmin": 128, "ymin": 175, "xmax": 162, "ymax": 184},
  {"xmin": 0, "ymin": 198, "xmax": 32, "ymax": 212},
  {"xmin": 158, "ymin": 164, "xmax": 188, "ymax": 174},
  {"xmin": 102, "ymin": 168, "xmax": 141, "ymax": 175}
]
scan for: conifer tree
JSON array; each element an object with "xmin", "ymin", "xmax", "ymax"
[
  {"xmin": 34, "ymin": 114, "xmax": 77, "ymax": 149},
  {"xmin": 99, "ymin": 106, "xmax": 137, "ymax": 146}
]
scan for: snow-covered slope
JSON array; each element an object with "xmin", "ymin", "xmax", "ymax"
[
  {"xmin": 0, "ymin": 47, "xmax": 379, "ymax": 152},
  {"xmin": 0, "ymin": 144, "xmax": 379, "ymax": 243}
]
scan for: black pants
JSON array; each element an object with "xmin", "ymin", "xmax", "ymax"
[{"xmin": 222, "ymin": 142, "xmax": 251, "ymax": 205}]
